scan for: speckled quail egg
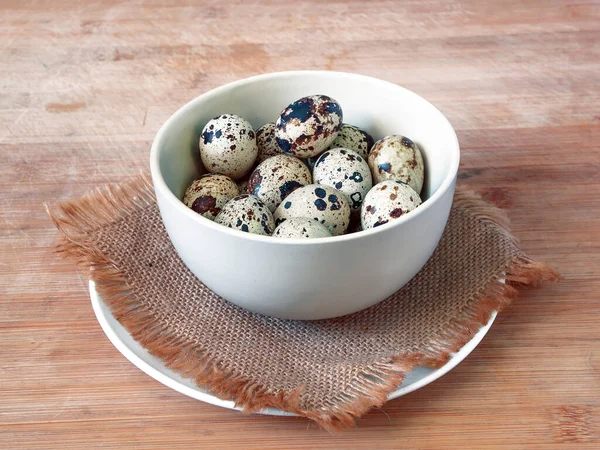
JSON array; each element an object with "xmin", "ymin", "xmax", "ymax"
[
  {"xmin": 275, "ymin": 95, "xmax": 343, "ymax": 158},
  {"xmin": 313, "ymin": 148, "xmax": 373, "ymax": 211},
  {"xmin": 248, "ymin": 154, "xmax": 312, "ymax": 212},
  {"xmin": 328, "ymin": 124, "xmax": 374, "ymax": 159},
  {"xmin": 305, "ymin": 124, "xmax": 373, "ymax": 169},
  {"xmin": 183, "ymin": 174, "xmax": 239, "ymax": 220},
  {"xmin": 199, "ymin": 114, "xmax": 258, "ymax": 180},
  {"xmin": 273, "ymin": 184, "xmax": 350, "ymax": 236},
  {"xmin": 361, "ymin": 180, "xmax": 422, "ymax": 230},
  {"xmin": 214, "ymin": 194, "xmax": 275, "ymax": 235},
  {"xmin": 255, "ymin": 122, "xmax": 283, "ymax": 164},
  {"xmin": 368, "ymin": 135, "xmax": 425, "ymax": 194},
  {"xmin": 272, "ymin": 217, "xmax": 332, "ymax": 239}
]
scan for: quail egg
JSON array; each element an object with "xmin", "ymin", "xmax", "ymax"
[
  {"xmin": 275, "ymin": 95, "xmax": 343, "ymax": 158},
  {"xmin": 215, "ymin": 194, "xmax": 275, "ymax": 235},
  {"xmin": 329, "ymin": 124, "xmax": 374, "ymax": 159},
  {"xmin": 361, "ymin": 180, "xmax": 422, "ymax": 230},
  {"xmin": 200, "ymin": 114, "xmax": 258, "ymax": 180},
  {"xmin": 255, "ymin": 122, "xmax": 282, "ymax": 164},
  {"xmin": 272, "ymin": 217, "xmax": 332, "ymax": 239},
  {"xmin": 273, "ymin": 184, "xmax": 350, "ymax": 236},
  {"xmin": 305, "ymin": 124, "xmax": 374, "ymax": 169},
  {"xmin": 183, "ymin": 174, "xmax": 239, "ymax": 220},
  {"xmin": 248, "ymin": 154, "xmax": 312, "ymax": 212},
  {"xmin": 368, "ymin": 135, "xmax": 424, "ymax": 194},
  {"xmin": 313, "ymin": 148, "xmax": 373, "ymax": 211}
]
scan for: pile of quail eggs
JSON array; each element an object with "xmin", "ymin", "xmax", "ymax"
[{"xmin": 182, "ymin": 95, "xmax": 425, "ymax": 239}]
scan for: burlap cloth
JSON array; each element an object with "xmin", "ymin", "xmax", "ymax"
[{"xmin": 48, "ymin": 174, "xmax": 558, "ymax": 431}]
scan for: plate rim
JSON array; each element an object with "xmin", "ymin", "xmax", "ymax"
[{"xmin": 89, "ymin": 280, "xmax": 495, "ymax": 415}]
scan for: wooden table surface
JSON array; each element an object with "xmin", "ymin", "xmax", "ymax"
[{"xmin": 1, "ymin": 0, "xmax": 599, "ymax": 448}]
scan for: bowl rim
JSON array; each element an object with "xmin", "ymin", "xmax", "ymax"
[{"xmin": 150, "ymin": 70, "xmax": 460, "ymax": 245}]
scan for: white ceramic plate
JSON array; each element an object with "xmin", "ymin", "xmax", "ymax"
[{"xmin": 89, "ymin": 280, "xmax": 495, "ymax": 415}]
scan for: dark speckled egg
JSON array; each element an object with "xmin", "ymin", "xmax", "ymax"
[
  {"xmin": 368, "ymin": 135, "xmax": 424, "ymax": 194},
  {"xmin": 313, "ymin": 148, "xmax": 372, "ymax": 211},
  {"xmin": 183, "ymin": 174, "xmax": 239, "ymax": 220},
  {"xmin": 255, "ymin": 122, "xmax": 283, "ymax": 164},
  {"xmin": 248, "ymin": 154, "xmax": 312, "ymax": 212},
  {"xmin": 361, "ymin": 181, "xmax": 422, "ymax": 230},
  {"xmin": 214, "ymin": 194, "xmax": 275, "ymax": 235},
  {"xmin": 328, "ymin": 124, "xmax": 374, "ymax": 159},
  {"xmin": 272, "ymin": 217, "xmax": 332, "ymax": 239},
  {"xmin": 273, "ymin": 184, "xmax": 350, "ymax": 236},
  {"xmin": 199, "ymin": 114, "xmax": 258, "ymax": 180},
  {"xmin": 303, "ymin": 123, "xmax": 372, "ymax": 169},
  {"xmin": 275, "ymin": 95, "xmax": 343, "ymax": 158}
]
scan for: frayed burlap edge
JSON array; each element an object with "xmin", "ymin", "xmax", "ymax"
[{"xmin": 45, "ymin": 173, "xmax": 560, "ymax": 432}]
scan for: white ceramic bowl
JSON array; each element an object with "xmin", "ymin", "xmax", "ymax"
[{"xmin": 150, "ymin": 71, "xmax": 459, "ymax": 320}]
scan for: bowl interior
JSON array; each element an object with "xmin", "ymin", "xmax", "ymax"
[{"xmin": 155, "ymin": 71, "xmax": 458, "ymax": 208}]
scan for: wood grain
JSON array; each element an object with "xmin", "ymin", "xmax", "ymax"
[{"xmin": 1, "ymin": 0, "xmax": 599, "ymax": 447}]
